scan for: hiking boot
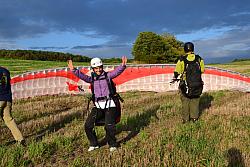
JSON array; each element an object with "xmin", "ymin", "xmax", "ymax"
[
  {"xmin": 18, "ymin": 140, "xmax": 27, "ymax": 147},
  {"xmin": 182, "ymin": 119, "xmax": 189, "ymax": 124},
  {"xmin": 88, "ymin": 146, "xmax": 99, "ymax": 152},
  {"xmin": 109, "ymin": 147, "xmax": 117, "ymax": 152},
  {"xmin": 191, "ymin": 118, "xmax": 198, "ymax": 123}
]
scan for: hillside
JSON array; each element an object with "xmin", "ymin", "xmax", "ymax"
[{"xmin": 0, "ymin": 91, "xmax": 249, "ymax": 166}]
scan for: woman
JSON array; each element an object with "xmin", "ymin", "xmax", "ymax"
[{"xmin": 68, "ymin": 56, "xmax": 127, "ymax": 152}]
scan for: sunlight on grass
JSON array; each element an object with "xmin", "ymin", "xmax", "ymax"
[{"xmin": 0, "ymin": 58, "xmax": 88, "ymax": 76}]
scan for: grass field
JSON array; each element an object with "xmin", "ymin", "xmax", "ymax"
[
  {"xmin": 1, "ymin": 58, "xmax": 250, "ymax": 76},
  {"xmin": 209, "ymin": 60, "xmax": 250, "ymax": 76},
  {"xmin": 0, "ymin": 58, "xmax": 88, "ymax": 76},
  {"xmin": 0, "ymin": 58, "xmax": 249, "ymax": 166},
  {"xmin": 0, "ymin": 91, "xmax": 249, "ymax": 166}
]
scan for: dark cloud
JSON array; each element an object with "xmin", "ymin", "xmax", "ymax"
[
  {"xmin": 195, "ymin": 26, "xmax": 250, "ymax": 62},
  {"xmin": 1, "ymin": 0, "xmax": 250, "ymax": 61},
  {"xmin": 1, "ymin": 0, "xmax": 250, "ymax": 40},
  {"xmin": 0, "ymin": 1, "xmax": 49, "ymax": 38}
]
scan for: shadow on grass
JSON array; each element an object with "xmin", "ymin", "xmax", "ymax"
[
  {"xmin": 227, "ymin": 147, "xmax": 245, "ymax": 167},
  {"xmin": 114, "ymin": 104, "xmax": 160, "ymax": 145},
  {"xmin": 199, "ymin": 92, "xmax": 214, "ymax": 116},
  {"xmin": 3, "ymin": 110, "xmax": 85, "ymax": 146},
  {"xmin": 2, "ymin": 139, "xmax": 16, "ymax": 146},
  {"xmin": 16, "ymin": 107, "xmax": 72, "ymax": 125},
  {"xmin": 29, "ymin": 111, "xmax": 83, "ymax": 142}
]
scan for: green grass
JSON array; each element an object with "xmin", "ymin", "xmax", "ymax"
[
  {"xmin": 230, "ymin": 60, "xmax": 250, "ymax": 65},
  {"xmin": 0, "ymin": 91, "xmax": 249, "ymax": 166},
  {"xmin": 0, "ymin": 58, "xmax": 249, "ymax": 166},
  {"xmin": 0, "ymin": 58, "xmax": 88, "ymax": 76},
  {"xmin": 209, "ymin": 60, "xmax": 250, "ymax": 76}
]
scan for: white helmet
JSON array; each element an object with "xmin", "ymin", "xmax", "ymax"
[{"xmin": 90, "ymin": 57, "xmax": 103, "ymax": 68}]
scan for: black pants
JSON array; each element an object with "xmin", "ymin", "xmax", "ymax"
[{"xmin": 84, "ymin": 107, "xmax": 118, "ymax": 147}]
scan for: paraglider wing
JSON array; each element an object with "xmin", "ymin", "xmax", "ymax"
[{"xmin": 11, "ymin": 65, "xmax": 250, "ymax": 99}]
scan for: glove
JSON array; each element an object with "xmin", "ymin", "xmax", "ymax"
[
  {"xmin": 174, "ymin": 72, "xmax": 179, "ymax": 79},
  {"xmin": 169, "ymin": 72, "xmax": 179, "ymax": 84},
  {"xmin": 170, "ymin": 78, "xmax": 179, "ymax": 84}
]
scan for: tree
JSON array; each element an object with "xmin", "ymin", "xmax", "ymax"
[
  {"xmin": 161, "ymin": 33, "xmax": 185, "ymax": 63},
  {"xmin": 132, "ymin": 32, "xmax": 185, "ymax": 63},
  {"xmin": 132, "ymin": 32, "xmax": 166, "ymax": 63}
]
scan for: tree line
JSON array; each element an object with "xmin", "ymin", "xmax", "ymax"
[
  {"xmin": 232, "ymin": 58, "xmax": 250, "ymax": 62},
  {"xmin": 0, "ymin": 49, "xmax": 91, "ymax": 62}
]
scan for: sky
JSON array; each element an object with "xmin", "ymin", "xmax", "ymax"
[{"xmin": 1, "ymin": 0, "xmax": 250, "ymax": 63}]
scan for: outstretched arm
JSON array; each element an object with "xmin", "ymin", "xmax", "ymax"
[
  {"xmin": 67, "ymin": 60, "xmax": 92, "ymax": 83},
  {"xmin": 67, "ymin": 59, "xmax": 74, "ymax": 71},
  {"xmin": 108, "ymin": 56, "xmax": 127, "ymax": 79},
  {"xmin": 122, "ymin": 56, "xmax": 127, "ymax": 66}
]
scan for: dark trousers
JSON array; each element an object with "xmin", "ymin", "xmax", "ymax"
[
  {"xmin": 180, "ymin": 93, "xmax": 200, "ymax": 121},
  {"xmin": 84, "ymin": 107, "xmax": 118, "ymax": 147}
]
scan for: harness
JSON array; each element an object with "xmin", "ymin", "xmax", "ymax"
[
  {"xmin": 87, "ymin": 71, "xmax": 123, "ymax": 111},
  {"xmin": 85, "ymin": 71, "xmax": 123, "ymax": 126}
]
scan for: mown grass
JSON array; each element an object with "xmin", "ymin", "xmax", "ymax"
[
  {"xmin": 210, "ymin": 60, "xmax": 250, "ymax": 76},
  {"xmin": 0, "ymin": 58, "xmax": 249, "ymax": 166},
  {"xmin": 0, "ymin": 91, "xmax": 249, "ymax": 166}
]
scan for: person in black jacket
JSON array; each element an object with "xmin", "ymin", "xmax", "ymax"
[
  {"xmin": 0, "ymin": 66, "xmax": 25, "ymax": 145},
  {"xmin": 173, "ymin": 42, "xmax": 205, "ymax": 123}
]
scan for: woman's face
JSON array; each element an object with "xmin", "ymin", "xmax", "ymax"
[{"xmin": 93, "ymin": 66, "xmax": 103, "ymax": 75}]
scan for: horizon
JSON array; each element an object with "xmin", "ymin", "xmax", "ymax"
[{"xmin": 1, "ymin": 48, "xmax": 249, "ymax": 64}]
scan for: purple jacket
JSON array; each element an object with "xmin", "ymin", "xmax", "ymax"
[{"xmin": 72, "ymin": 65, "xmax": 126, "ymax": 101}]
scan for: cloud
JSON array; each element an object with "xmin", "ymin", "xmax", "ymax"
[
  {"xmin": 230, "ymin": 11, "xmax": 250, "ymax": 17},
  {"xmin": 1, "ymin": 0, "xmax": 250, "ymax": 41},
  {"xmin": 29, "ymin": 46, "xmax": 69, "ymax": 50},
  {"xmin": 1, "ymin": 0, "xmax": 250, "ymax": 61},
  {"xmin": 195, "ymin": 26, "xmax": 250, "ymax": 61},
  {"xmin": 0, "ymin": 40, "xmax": 18, "ymax": 49},
  {"xmin": 70, "ymin": 43, "xmax": 132, "ymax": 58},
  {"xmin": 71, "ymin": 44, "xmax": 130, "ymax": 49}
]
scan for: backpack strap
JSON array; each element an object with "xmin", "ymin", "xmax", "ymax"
[
  {"xmin": 194, "ymin": 55, "xmax": 202, "ymax": 63},
  {"xmin": 104, "ymin": 72, "xmax": 115, "ymax": 97},
  {"xmin": 182, "ymin": 54, "xmax": 201, "ymax": 72},
  {"xmin": 87, "ymin": 71, "xmax": 123, "ymax": 111},
  {"xmin": 182, "ymin": 55, "xmax": 188, "ymax": 72},
  {"xmin": 178, "ymin": 55, "xmax": 187, "ymax": 80},
  {"xmin": 90, "ymin": 71, "xmax": 115, "ymax": 98},
  {"xmin": 179, "ymin": 55, "xmax": 186, "ymax": 61},
  {"xmin": 90, "ymin": 72, "xmax": 95, "ymax": 97},
  {"xmin": 104, "ymin": 72, "xmax": 124, "ymax": 103},
  {"xmin": 86, "ymin": 72, "xmax": 95, "ymax": 111}
]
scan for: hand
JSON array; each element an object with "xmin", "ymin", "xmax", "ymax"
[
  {"xmin": 170, "ymin": 78, "xmax": 179, "ymax": 84},
  {"xmin": 121, "ymin": 56, "xmax": 127, "ymax": 66},
  {"xmin": 67, "ymin": 59, "xmax": 74, "ymax": 70}
]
